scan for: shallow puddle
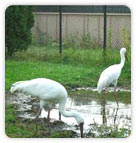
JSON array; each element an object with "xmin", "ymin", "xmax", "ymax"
[{"xmin": 6, "ymin": 87, "xmax": 131, "ymax": 137}]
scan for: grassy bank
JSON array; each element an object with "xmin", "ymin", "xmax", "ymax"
[
  {"xmin": 5, "ymin": 60, "xmax": 105, "ymax": 91},
  {"xmin": 5, "ymin": 104, "xmax": 77, "ymax": 138},
  {"xmin": 5, "ymin": 46, "xmax": 131, "ymax": 91}
]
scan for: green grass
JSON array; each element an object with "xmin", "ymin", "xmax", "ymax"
[
  {"xmin": 5, "ymin": 104, "xmax": 77, "ymax": 138},
  {"xmin": 5, "ymin": 60, "xmax": 98, "ymax": 91},
  {"xmin": 86, "ymin": 124, "xmax": 131, "ymax": 138},
  {"xmin": 5, "ymin": 46, "xmax": 131, "ymax": 91},
  {"xmin": 12, "ymin": 45, "xmax": 130, "ymax": 67}
]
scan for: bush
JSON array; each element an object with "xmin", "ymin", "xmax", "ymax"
[{"xmin": 5, "ymin": 6, "xmax": 34, "ymax": 57}]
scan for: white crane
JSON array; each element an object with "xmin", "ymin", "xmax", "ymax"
[
  {"xmin": 97, "ymin": 48, "xmax": 127, "ymax": 106},
  {"xmin": 10, "ymin": 78, "xmax": 84, "ymax": 137}
]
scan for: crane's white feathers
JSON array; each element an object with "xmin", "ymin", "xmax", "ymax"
[
  {"xmin": 10, "ymin": 81, "xmax": 24, "ymax": 93},
  {"xmin": 10, "ymin": 78, "xmax": 84, "ymax": 124},
  {"xmin": 97, "ymin": 48, "xmax": 126, "ymax": 93},
  {"xmin": 10, "ymin": 78, "xmax": 67, "ymax": 101},
  {"xmin": 97, "ymin": 64, "xmax": 121, "ymax": 93}
]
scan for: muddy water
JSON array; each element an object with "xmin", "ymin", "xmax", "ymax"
[{"xmin": 7, "ymin": 87, "xmax": 131, "ymax": 137}]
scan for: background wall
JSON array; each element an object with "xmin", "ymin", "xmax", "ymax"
[{"xmin": 32, "ymin": 12, "xmax": 131, "ymax": 48}]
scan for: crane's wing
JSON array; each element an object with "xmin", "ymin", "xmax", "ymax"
[{"xmin": 97, "ymin": 64, "xmax": 122, "ymax": 93}]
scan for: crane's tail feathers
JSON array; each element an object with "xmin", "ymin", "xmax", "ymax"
[{"xmin": 10, "ymin": 81, "xmax": 24, "ymax": 94}]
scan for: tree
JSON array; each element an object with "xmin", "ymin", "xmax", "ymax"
[{"xmin": 5, "ymin": 6, "xmax": 34, "ymax": 57}]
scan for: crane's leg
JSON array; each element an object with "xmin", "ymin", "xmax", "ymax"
[
  {"xmin": 59, "ymin": 111, "xmax": 61, "ymax": 120},
  {"xmin": 101, "ymin": 90, "xmax": 107, "ymax": 125},
  {"xmin": 114, "ymin": 84, "xmax": 119, "ymax": 107},
  {"xmin": 102, "ymin": 100, "xmax": 107, "ymax": 125},
  {"xmin": 34, "ymin": 100, "xmax": 45, "ymax": 135},
  {"xmin": 47, "ymin": 109, "xmax": 50, "ymax": 120},
  {"xmin": 47, "ymin": 109, "xmax": 51, "ymax": 135},
  {"xmin": 103, "ymin": 90, "xmax": 107, "ymax": 101},
  {"xmin": 35, "ymin": 107, "xmax": 42, "ymax": 120},
  {"xmin": 36, "ymin": 100, "xmax": 45, "ymax": 120},
  {"xmin": 113, "ymin": 107, "xmax": 119, "ymax": 128},
  {"xmin": 34, "ymin": 106, "xmax": 42, "ymax": 135}
]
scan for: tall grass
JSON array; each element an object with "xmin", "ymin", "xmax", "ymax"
[
  {"xmin": 13, "ymin": 45, "xmax": 130, "ymax": 68},
  {"xmin": 121, "ymin": 28, "xmax": 131, "ymax": 61},
  {"xmin": 12, "ymin": 30, "xmax": 131, "ymax": 67}
]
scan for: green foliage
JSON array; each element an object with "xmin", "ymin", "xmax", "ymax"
[
  {"xmin": 5, "ymin": 6, "xmax": 34, "ymax": 57},
  {"xmin": 5, "ymin": 104, "xmax": 16, "ymax": 124},
  {"xmin": 11, "ymin": 45, "xmax": 131, "ymax": 70},
  {"xmin": 121, "ymin": 28, "xmax": 131, "ymax": 62},
  {"xmin": 63, "ymin": 33, "xmax": 80, "ymax": 49},
  {"xmin": 63, "ymin": 33, "xmax": 99, "ymax": 49},
  {"xmin": 5, "ymin": 104, "xmax": 78, "ymax": 138},
  {"xmin": 121, "ymin": 28, "xmax": 131, "ymax": 49},
  {"xmin": 5, "ymin": 104, "xmax": 39, "ymax": 137},
  {"xmin": 5, "ymin": 60, "xmax": 98, "ymax": 91},
  {"xmin": 80, "ymin": 33, "xmax": 92, "ymax": 49},
  {"xmin": 33, "ymin": 26, "xmax": 52, "ymax": 46},
  {"xmin": 87, "ymin": 124, "xmax": 131, "ymax": 138},
  {"xmin": 49, "ymin": 130, "xmax": 77, "ymax": 138}
]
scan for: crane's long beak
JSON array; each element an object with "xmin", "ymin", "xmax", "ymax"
[{"xmin": 79, "ymin": 122, "xmax": 84, "ymax": 138}]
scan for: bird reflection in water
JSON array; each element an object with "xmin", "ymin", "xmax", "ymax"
[{"xmin": 101, "ymin": 97, "xmax": 119, "ymax": 128}]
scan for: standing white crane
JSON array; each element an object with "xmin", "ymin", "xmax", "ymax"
[
  {"xmin": 97, "ymin": 48, "xmax": 127, "ymax": 106},
  {"xmin": 10, "ymin": 78, "xmax": 84, "ymax": 138}
]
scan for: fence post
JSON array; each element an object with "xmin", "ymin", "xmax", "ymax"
[
  {"xmin": 59, "ymin": 6, "xmax": 62, "ymax": 55},
  {"xmin": 103, "ymin": 5, "xmax": 107, "ymax": 59}
]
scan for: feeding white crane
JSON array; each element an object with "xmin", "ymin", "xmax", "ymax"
[
  {"xmin": 10, "ymin": 78, "xmax": 84, "ymax": 138},
  {"xmin": 97, "ymin": 48, "xmax": 127, "ymax": 106}
]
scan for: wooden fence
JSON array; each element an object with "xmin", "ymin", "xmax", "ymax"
[{"xmin": 32, "ymin": 12, "xmax": 131, "ymax": 48}]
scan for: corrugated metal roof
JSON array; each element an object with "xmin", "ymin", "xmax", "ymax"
[{"xmin": 33, "ymin": 5, "xmax": 131, "ymax": 13}]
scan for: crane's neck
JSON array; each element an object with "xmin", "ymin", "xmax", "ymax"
[
  {"xmin": 120, "ymin": 52, "xmax": 125, "ymax": 69},
  {"xmin": 59, "ymin": 100, "xmax": 84, "ymax": 124},
  {"xmin": 59, "ymin": 100, "xmax": 84, "ymax": 137}
]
